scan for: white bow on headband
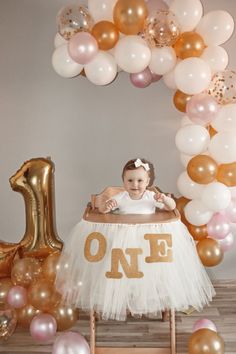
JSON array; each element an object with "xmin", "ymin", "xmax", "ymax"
[{"xmin": 134, "ymin": 158, "xmax": 150, "ymax": 171}]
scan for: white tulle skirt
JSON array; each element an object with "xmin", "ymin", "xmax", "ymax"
[{"xmin": 55, "ymin": 219, "xmax": 215, "ymax": 321}]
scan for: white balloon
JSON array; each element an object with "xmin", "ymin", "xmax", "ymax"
[
  {"xmin": 177, "ymin": 171, "xmax": 204, "ymax": 199},
  {"xmin": 184, "ymin": 199, "xmax": 213, "ymax": 226},
  {"xmin": 201, "ymin": 182, "xmax": 231, "ymax": 212},
  {"xmin": 175, "ymin": 125, "xmax": 210, "ymax": 155},
  {"xmin": 208, "ymin": 131, "xmax": 236, "ymax": 163},
  {"xmin": 180, "ymin": 115, "xmax": 193, "ymax": 127},
  {"xmin": 201, "ymin": 46, "xmax": 228, "ymax": 73},
  {"xmin": 196, "ymin": 10, "xmax": 234, "ymax": 46},
  {"xmin": 85, "ymin": 51, "xmax": 117, "ymax": 85},
  {"xmin": 88, "ymin": 0, "xmax": 117, "ymax": 22},
  {"xmin": 149, "ymin": 47, "xmax": 176, "ymax": 75},
  {"xmin": 169, "ymin": 0, "xmax": 203, "ymax": 31},
  {"xmin": 174, "ymin": 58, "xmax": 211, "ymax": 95},
  {"xmin": 179, "ymin": 153, "xmax": 193, "ymax": 168},
  {"xmin": 114, "ymin": 36, "xmax": 151, "ymax": 74},
  {"xmin": 211, "ymin": 104, "xmax": 236, "ymax": 132},
  {"xmin": 52, "ymin": 44, "xmax": 83, "ymax": 78},
  {"xmin": 163, "ymin": 68, "xmax": 177, "ymax": 90},
  {"xmin": 54, "ymin": 33, "xmax": 67, "ymax": 48}
]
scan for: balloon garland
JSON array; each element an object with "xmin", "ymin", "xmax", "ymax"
[{"xmin": 52, "ymin": 0, "xmax": 235, "ymax": 270}]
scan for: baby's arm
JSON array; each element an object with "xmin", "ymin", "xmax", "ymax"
[
  {"xmin": 154, "ymin": 192, "xmax": 176, "ymax": 211},
  {"xmin": 99, "ymin": 199, "xmax": 118, "ymax": 214}
]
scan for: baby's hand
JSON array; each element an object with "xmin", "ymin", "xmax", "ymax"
[
  {"xmin": 104, "ymin": 199, "xmax": 118, "ymax": 213},
  {"xmin": 154, "ymin": 192, "xmax": 165, "ymax": 202}
]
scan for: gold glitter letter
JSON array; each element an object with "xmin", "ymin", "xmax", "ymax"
[
  {"xmin": 84, "ymin": 232, "xmax": 106, "ymax": 262},
  {"xmin": 144, "ymin": 234, "xmax": 173, "ymax": 263}
]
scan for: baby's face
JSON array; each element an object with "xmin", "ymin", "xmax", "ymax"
[{"xmin": 123, "ymin": 167, "xmax": 150, "ymax": 200}]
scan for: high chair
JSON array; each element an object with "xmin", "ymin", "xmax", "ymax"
[{"xmin": 83, "ymin": 186, "xmax": 179, "ymax": 354}]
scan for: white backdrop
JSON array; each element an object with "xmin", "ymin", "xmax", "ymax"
[{"xmin": 0, "ymin": 0, "xmax": 236, "ymax": 279}]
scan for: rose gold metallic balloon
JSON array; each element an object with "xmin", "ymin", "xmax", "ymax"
[
  {"xmin": 143, "ymin": 10, "xmax": 180, "ymax": 47},
  {"xmin": 187, "ymin": 155, "xmax": 218, "ymax": 184},
  {"xmin": 173, "ymin": 31, "xmax": 205, "ymax": 59},
  {"xmin": 0, "ymin": 308, "xmax": 17, "ymax": 340},
  {"xmin": 188, "ymin": 224, "xmax": 208, "ymax": 241},
  {"xmin": 92, "ymin": 21, "xmax": 119, "ymax": 50},
  {"xmin": 0, "ymin": 241, "xmax": 19, "ymax": 278},
  {"xmin": 173, "ymin": 90, "xmax": 192, "ymax": 112},
  {"xmin": 217, "ymin": 162, "xmax": 236, "ymax": 187},
  {"xmin": 57, "ymin": 5, "xmax": 94, "ymax": 40},
  {"xmin": 113, "ymin": 0, "xmax": 148, "ymax": 35},
  {"xmin": 49, "ymin": 304, "xmax": 79, "ymax": 331},
  {"xmin": 16, "ymin": 304, "xmax": 41, "ymax": 328},
  {"xmin": 188, "ymin": 328, "xmax": 224, "ymax": 354},
  {"xmin": 42, "ymin": 251, "xmax": 61, "ymax": 283},
  {"xmin": 197, "ymin": 238, "xmax": 223, "ymax": 267},
  {"xmin": 28, "ymin": 279, "xmax": 61, "ymax": 312},
  {"xmin": 0, "ymin": 278, "xmax": 13, "ymax": 310},
  {"xmin": 207, "ymin": 70, "xmax": 236, "ymax": 105},
  {"xmin": 208, "ymin": 125, "xmax": 217, "ymax": 138},
  {"xmin": 11, "ymin": 257, "xmax": 42, "ymax": 287},
  {"xmin": 176, "ymin": 196, "xmax": 190, "ymax": 224}
]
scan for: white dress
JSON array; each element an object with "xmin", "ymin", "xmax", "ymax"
[{"xmin": 55, "ymin": 193, "xmax": 215, "ymax": 321}]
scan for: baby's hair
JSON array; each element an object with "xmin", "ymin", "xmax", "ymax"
[{"xmin": 122, "ymin": 158, "xmax": 155, "ymax": 187}]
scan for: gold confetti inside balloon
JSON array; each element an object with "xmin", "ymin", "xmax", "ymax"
[
  {"xmin": 0, "ymin": 309, "xmax": 17, "ymax": 340},
  {"xmin": 207, "ymin": 70, "xmax": 236, "ymax": 105},
  {"xmin": 143, "ymin": 10, "xmax": 180, "ymax": 47},
  {"xmin": 57, "ymin": 5, "xmax": 94, "ymax": 40}
]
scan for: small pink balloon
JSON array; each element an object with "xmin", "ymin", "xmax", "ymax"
[
  {"xmin": 207, "ymin": 213, "xmax": 231, "ymax": 240},
  {"xmin": 219, "ymin": 232, "xmax": 234, "ymax": 252},
  {"xmin": 130, "ymin": 67, "xmax": 152, "ymax": 88},
  {"xmin": 193, "ymin": 318, "xmax": 217, "ymax": 332},
  {"xmin": 7, "ymin": 285, "xmax": 28, "ymax": 309},
  {"xmin": 52, "ymin": 331, "xmax": 90, "ymax": 354},
  {"xmin": 224, "ymin": 199, "xmax": 236, "ymax": 223},
  {"xmin": 151, "ymin": 72, "xmax": 162, "ymax": 83},
  {"xmin": 186, "ymin": 93, "xmax": 219, "ymax": 125},
  {"xmin": 30, "ymin": 313, "xmax": 57, "ymax": 341},
  {"xmin": 146, "ymin": 0, "xmax": 168, "ymax": 17},
  {"xmin": 68, "ymin": 32, "xmax": 98, "ymax": 65}
]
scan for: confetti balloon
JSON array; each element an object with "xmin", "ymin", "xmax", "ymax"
[
  {"xmin": 207, "ymin": 70, "xmax": 236, "ymax": 105},
  {"xmin": 143, "ymin": 10, "xmax": 180, "ymax": 48},
  {"xmin": 57, "ymin": 5, "xmax": 94, "ymax": 40}
]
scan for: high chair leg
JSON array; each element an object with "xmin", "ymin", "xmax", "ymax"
[
  {"xmin": 90, "ymin": 309, "xmax": 96, "ymax": 354},
  {"xmin": 170, "ymin": 309, "xmax": 176, "ymax": 354}
]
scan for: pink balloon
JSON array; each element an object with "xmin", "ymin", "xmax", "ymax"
[
  {"xmin": 130, "ymin": 67, "xmax": 152, "ymax": 88},
  {"xmin": 186, "ymin": 93, "xmax": 219, "ymax": 125},
  {"xmin": 7, "ymin": 285, "xmax": 27, "ymax": 309},
  {"xmin": 193, "ymin": 318, "xmax": 217, "ymax": 332},
  {"xmin": 207, "ymin": 213, "xmax": 231, "ymax": 240},
  {"xmin": 219, "ymin": 232, "xmax": 234, "ymax": 252},
  {"xmin": 151, "ymin": 72, "xmax": 162, "ymax": 83},
  {"xmin": 224, "ymin": 199, "xmax": 236, "ymax": 223},
  {"xmin": 30, "ymin": 314, "xmax": 57, "ymax": 341},
  {"xmin": 68, "ymin": 32, "xmax": 98, "ymax": 65},
  {"xmin": 146, "ymin": 0, "xmax": 168, "ymax": 17},
  {"xmin": 52, "ymin": 331, "xmax": 90, "ymax": 354}
]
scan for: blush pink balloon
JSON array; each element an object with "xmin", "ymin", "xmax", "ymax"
[
  {"xmin": 52, "ymin": 331, "xmax": 90, "ymax": 354},
  {"xmin": 30, "ymin": 314, "xmax": 57, "ymax": 341},
  {"xmin": 186, "ymin": 93, "xmax": 219, "ymax": 125},
  {"xmin": 193, "ymin": 318, "xmax": 217, "ymax": 332},
  {"xmin": 68, "ymin": 32, "xmax": 98, "ymax": 65},
  {"xmin": 146, "ymin": 0, "xmax": 168, "ymax": 17},
  {"xmin": 7, "ymin": 285, "xmax": 28, "ymax": 309},
  {"xmin": 219, "ymin": 232, "xmax": 234, "ymax": 252},
  {"xmin": 207, "ymin": 213, "xmax": 231, "ymax": 240},
  {"xmin": 224, "ymin": 199, "xmax": 236, "ymax": 223},
  {"xmin": 151, "ymin": 72, "xmax": 162, "ymax": 83},
  {"xmin": 130, "ymin": 67, "xmax": 152, "ymax": 88}
]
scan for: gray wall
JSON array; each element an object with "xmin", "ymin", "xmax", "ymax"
[{"xmin": 0, "ymin": 0, "xmax": 235, "ymax": 279}]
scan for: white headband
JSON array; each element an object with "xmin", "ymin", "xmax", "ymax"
[{"xmin": 134, "ymin": 158, "xmax": 150, "ymax": 171}]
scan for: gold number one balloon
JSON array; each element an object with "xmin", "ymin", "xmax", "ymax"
[{"xmin": 9, "ymin": 157, "xmax": 63, "ymax": 259}]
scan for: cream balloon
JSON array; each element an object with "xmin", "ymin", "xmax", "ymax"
[
  {"xmin": 169, "ymin": 0, "xmax": 203, "ymax": 31},
  {"xmin": 52, "ymin": 44, "xmax": 83, "ymax": 78},
  {"xmin": 201, "ymin": 46, "xmax": 229, "ymax": 73},
  {"xmin": 175, "ymin": 125, "xmax": 210, "ymax": 155},
  {"xmin": 208, "ymin": 131, "xmax": 236, "ymax": 164},
  {"xmin": 179, "ymin": 153, "xmax": 193, "ymax": 167},
  {"xmin": 163, "ymin": 67, "xmax": 177, "ymax": 90},
  {"xmin": 54, "ymin": 33, "xmax": 67, "ymax": 48},
  {"xmin": 88, "ymin": 0, "xmax": 117, "ymax": 22},
  {"xmin": 201, "ymin": 182, "xmax": 231, "ymax": 212},
  {"xmin": 180, "ymin": 115, "xmax": 193, "ymax": 127},
  {"xmin": 85, "ymin": 51, "xmax": 117, "ymax": 85},
  {"xmin": 196, "ymin": 10, "xmax": 234, "ymax": 46},
  {"xmin": 114, "ymin": 36, "xmax": 151, "ymax": 73},
  {"xmin": 177, "ymin": 171, "xmax": 204, "ymax": 200},
  {"xmin": 211, "ymin": 104, "xmax": 236, "ymax": 132},
  {"xmin": 184, "ymin": 199, "xmax": 213, "ymax": 226},
  {"xmin": 174, "ymin": 58, "xmax": 212, "ymax": 95},
  {"xmin": 149, "ymin": 47, "xmax": 176, "ymax": 75}
]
